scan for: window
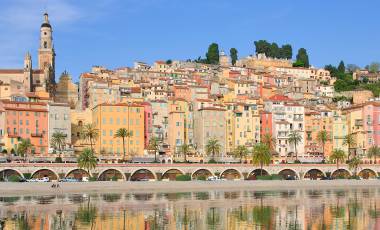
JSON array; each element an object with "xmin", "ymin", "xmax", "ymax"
[
  {"xmin": 102, "ymin": 130, "xmax": 106, "ymax": 136},
  {"xmin": 26, "ymin": 120, "xmax": 29, "ymax": 126},
  {"xmin": 26, "ymin": 129, "xmax": 29, "ymax": 134},
  {"xmin": 19, "ymin": 120, "xmax": 23, "ymax": 125},
  {"xmin": 109, "ymin": 130, "xmax": 113, "ymax": 136},
  {"xmin": 109, "ymin": 118, "xmax": 113, "ymax": 124},
  {"xmin": 102, "ymin": 118, "xmax": 106, "ymax": 124},
  {"xmin": 39, "ymin": 138, "xmax": 42, "ymax": 145},
  {"xmin": 64, "ymin": 114, "xmax": 68, "ymax": 120}
]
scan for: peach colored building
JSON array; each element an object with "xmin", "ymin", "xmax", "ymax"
[{"xmin": 0, "ymin": 100, "xmax": 48, "ymax": 155}]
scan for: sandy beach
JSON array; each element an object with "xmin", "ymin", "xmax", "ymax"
[{"xmin": 0, "ymin": 180, "xmax": 380, "ymax": 196}]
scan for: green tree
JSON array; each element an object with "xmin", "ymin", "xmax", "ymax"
[
  {"xmin": 317, "ymin": 130, "xmax": 329, "ymax": 160},
  {"xmin": 367, "ymin": 145, "xmax": 380, "ymax": 164},
  {"xmin": 288, "ymin": 131, "xmax": 302, "ymax": 161},
  {"xmin": 17, "ymin": 138, "xmax": 33, "ymax": 162},
  {"xmin": 114, "ymin": 128, "xmax": 132, "ymax": 161},
  {"xmin": 296, "ymin": 48, "xmax": 309, "ymax": 68},
  {"xmin": 254, "ymin": 40, "xmax": 270, "ymax": 55},
  {"xmin": 166, "ymin": 59, "xmax": 172, "ymax": 65},
  {"xmin": 51, "ymin": 131, "xmax": 66, "ymax": 157},
  {"xmin": 368, "ymin": 62, "xmax": 380, "ymax": 73},
  {"xmin": 77, "ymin": 148, "xmax": 97, "ymax": 177},
  {"xmin": 80, "ymin": 123, "xmax": 99, "ymax": 152},
  {"xmin": 343, "ymin": 134, "xmax": 356, "ymax": 160},
  {"xmin": 179, "ymin": 143, "xmax": 191, "ymax": 163},
  {"xmin": 205, "ymin": 137, "xmax": 222, "ymax": 160},
  {"xmin": 281, "ymin": 44, "xmax": 292, "ymax": 59},
  {"xmin": 346, "ymin": 64, "xmax": 360, "ymax": 73},
  {"xmin": 261, "ymin": 133, "xmax": 276, "ymax": 152},
  {"xmin": 330, "ymin": 149, "xmax": 346, "ymax": 170},
  {"xmin": 148, "ymin": 137, "xmax": 160, "ymax": 162},
  {"xmin": 269, "ymin": 42, "xmax": 279, "ymax": 58},
  {"xmin": 348, "ymin": 157, "xmax": 361, "ymax": 177},
  {"xmin": 292, "ymin": 60, "xmax": 304, "ymax": 67},
  {"xmin": 325, "ymin": 64, "xmax": 340, "ymax": 78},
  {"xmin": 338, "ymin": 60, "xmax": 345, "ymax": 73},
  {"xmin": 229, "ymin": 48, "xmax": 238, "ymax": 66},
  {"xmin": 233, "ymin": 145, "xmax": 249, "ymax": 163},
  {"xmin": 206, "ymin": 43, "xmax": 219, "ymax": 64},
  {"xmin": 252, "ymin": 143, "xmax": 271, "ymax": 176}
]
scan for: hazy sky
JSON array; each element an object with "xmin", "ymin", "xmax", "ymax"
[{"xmin": 0, "ymin": 0, "xmax": 379, "ymax": 81}]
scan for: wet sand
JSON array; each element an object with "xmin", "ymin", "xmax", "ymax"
[{"xmin": 1, "ymin": 180, "xmax": 380, "ymax": 196}]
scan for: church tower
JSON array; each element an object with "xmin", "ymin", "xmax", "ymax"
[
  {"xmin": 38, "ymin": 13, "xmax": 56, "ymax": 94},
  {"xmin": 23, "ymin": 52, "xmax": 32, "ymax": 92}
]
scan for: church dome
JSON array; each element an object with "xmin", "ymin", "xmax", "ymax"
[{"xmin": 41, "ymin": 22, "xmax": 51, "ymax": 28}]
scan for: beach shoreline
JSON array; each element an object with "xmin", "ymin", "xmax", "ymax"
[{"xmin": 1, "ymin": 180, "xmax": 380, "ymax": 196}]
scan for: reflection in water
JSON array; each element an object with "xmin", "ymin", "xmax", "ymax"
[{"xmin": 1, "ymin": 188, "xmax": 380, "ymax": 229}]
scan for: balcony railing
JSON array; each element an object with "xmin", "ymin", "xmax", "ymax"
[{"xmin": 31, "ymin": 133, "xmax": 43, "ymax": 137}]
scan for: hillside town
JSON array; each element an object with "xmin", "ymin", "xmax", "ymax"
[{"xmin": 0, "ymin": 13, "xmax": 379, "ymax": 165}]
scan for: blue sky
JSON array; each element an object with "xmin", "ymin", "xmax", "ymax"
[{"xmin": 0, "ymin": 0, "xmax": 379, "ymax": 82}]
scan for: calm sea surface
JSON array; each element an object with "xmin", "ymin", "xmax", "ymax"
[{"xmin": 1, "ymin": 187, "xmax": 380, "ymax": 229}]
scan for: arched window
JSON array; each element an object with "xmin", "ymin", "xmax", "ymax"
[{"xmin": 44, "ymin": 41, "xmax": 47, "ymax": 48}]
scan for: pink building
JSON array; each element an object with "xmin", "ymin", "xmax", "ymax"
[{"xmin": 0, "ymin": 100, "xmax": 49, "ymax": 155}]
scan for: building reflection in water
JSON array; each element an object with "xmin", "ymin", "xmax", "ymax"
[{"xmin": 1, "ymin": 188, "xmax": 380, "ymax": 229}]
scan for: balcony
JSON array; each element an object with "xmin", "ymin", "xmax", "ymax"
[
  {"xmin": 31, "ymin": 133, "xmax": 43, "ymax": 138},
  {"xmin": 355, "ymin": 119, "xmax": 363, "ymax": 126}
]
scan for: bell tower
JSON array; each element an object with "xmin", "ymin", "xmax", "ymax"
[{"xmin": 38, "ymin": 12, "xmax": 56, "ymax": 94}]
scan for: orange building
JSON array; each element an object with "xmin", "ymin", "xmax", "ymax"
[{"xmin": 0, "ymin": 100, "xmax": 49, "ymax": 155}]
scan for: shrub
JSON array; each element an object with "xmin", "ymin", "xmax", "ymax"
[
  {"xmin": 1, "ymin": 149, "xmax": 7, "ymax": 154},
  {"xmin": 349, "ymin": 175, "xmax": 361, "ymax": 180},
  {"xmin": 111, "ymin": 176, "xmax": 118, "ymax": 181},
  {"xmin": 256, "ymin": 174, "xmax": 281, "ymax": 180},
  {"xmin": 176, "ymin": 175, "xmax": 191, "ymax": 181},
  {"xmin": 208, "ymin": 159, "xmax": 217, "ymax": 164},
  {"xmin": 294, "ymin": 160, "xmax": 301, "ymax": 164},
  {"xmin": 23, "ymin": 173, "xmax": 31, "ymax": 179},
  {"xmin": 55, "ymin": 157, "xmax": 63, "ymax": 163},
  {"xmin": 196, "ymin": 175, "xmax": 206, "ymax": 181},
  {"xmin": 8, "ymin": 175, "xmax": 21, "ymax": 182},
  {"xmin": 89, "ymin": 176, "xmax": 97, "ymax": 182}
]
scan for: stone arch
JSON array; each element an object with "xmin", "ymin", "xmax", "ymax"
[
  {"xmin": 304, "ymin": 169, "xmax": 325, "ymax": 180},
  {"xmin": 65, "ymin": 169, "xmax": 91, "ymax": 179},
  {"xmin": 359, "ymin": 169, "xmax": 377, "ymax": 179},
  {"xmin": 278, "ymin": 169, "xmax": 298, "ymax": 180},
  {"xmin": 192, "ymin": 169, "xmax": 213, "ymax": 180},
  {"xmin": 220, "ymin": 169, "xmax": 242, "ymax": 180},
  {"xmin": 162, "ymin": 159, "xmax": 166, "ymax": 163},
  {"xmin": 98, "ymin": 168, "xmax": 125, "ymax": 181},
  {"xmin": 0, "ymin": 169, "xmax": 24, "ymax": 181},
  {"xmin": 331, "ymin": 169, "xmax": 351, "ymax": 179},
  {"xmin": 162, "ymin": 169, "xmax": 184, "ymax": 181},
  {"xmin": 247, "ymin": 169, "xmax": 269, "ymax": 180},
  {"xmin": 130, "ymin": 169, "xmax": 156, "ymax": 181},
  {"xmin": 31, "ymin": 169, "xmax": 59, "ymax": 180}
]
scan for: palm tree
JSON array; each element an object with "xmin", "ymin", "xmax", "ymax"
[
  {"xmin": 343, "ymin": 134, "xmax": 356, "ymax": 160},
  {"xmin": 80, "ymin": 123, "xmax": 99, "ymax": 152},
  {"xmin": 252, "ymin": 143, "xmax": 271, "ymax": 176},
  {"xmin": 330, "ymin": 149, "xmax": 346, "ymax": 170},
  {"xmin": 261, "ymin": 133, "xmax": 276, "ymax": 152},
  {"xmin": 288, "ymin": 131, "xmax": 302, "ymax": 161},
  {"xmin": 148, "ymin": 137, "xmax": 160, "ymax": 162},
  {"xmin": 179, "ymin": 143, "xmax": 191, "ymax": 163},
  {"xmin": 114, "ymin": 128, "xmax": 132, "ymax": 161},
  {"xmin": 367, "ymin": 145, "xmax": 380, "ymax": 164},
  {"xmin": 317, "ymin": 130, "xmax": 329, "ymax": 160},
  {"xmin": 51, "ymin": 131, "xmax": 66, "ymax": 157},
  {"xmin": 233, "ymin": 145, "xmax": 249, "ymax": 163},
  {"xmin": 17, "ymin": 138, "xmax": 33, "ymax": 162},
  {"xmin": 348, "ymin": 157, "xmax": 361, "ymax": 177},
  {"xmin": 205, "ymin": 137, "xmax": 222, "ymax": 160},
  {"xmin": 77, "ymin": 148, "xmax": 97, "ymax": 177}
]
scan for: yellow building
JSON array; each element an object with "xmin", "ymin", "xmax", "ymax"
[
  {"xmin": 332, "ymin": 110, "xmax": 348, "ymax": 153},
  {"xmin": 225, "ymin": 101, "xmax": 261, "ymax": 154},
  {"xmin": 92, "ymin": 103, "xmax": 145, "ymax": 158},
  {"xmin": 167, "ymin": 98, "xmax": 193, "ymax": 154},
  {"xmin": 71, "ymin": 109, "xmax": 93, "ymax": 154}
]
